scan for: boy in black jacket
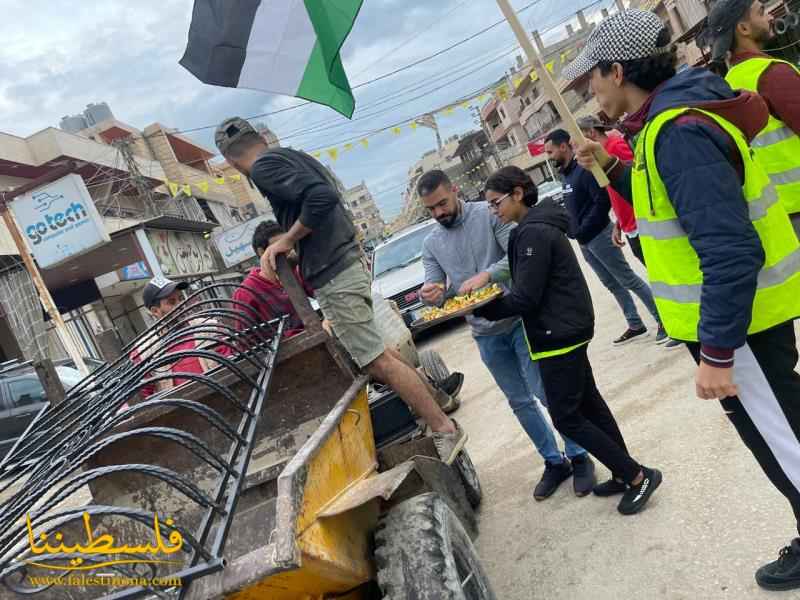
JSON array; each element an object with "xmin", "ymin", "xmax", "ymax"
[{"xmin": 475, "ymin": 166, "xmax": 662, "ymax": 515}]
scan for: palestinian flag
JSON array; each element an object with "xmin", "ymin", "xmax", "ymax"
[{"xmin": 180, "ymin": 0, "xmax": 363, "ymax": 118}]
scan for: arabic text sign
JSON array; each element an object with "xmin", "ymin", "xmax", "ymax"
[
  {"xmin": 11, "ymin": 174, "xmax": 110, "ymax": 269},
  {"xmin": 213, "ymin": 215, "xmax": 273, "ymax": 268}
]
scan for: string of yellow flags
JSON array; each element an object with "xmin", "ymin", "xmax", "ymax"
[
  {"xmin": 311, "ymin": 49, "xmax": 575, "ymax": 163},
  {"xmin": 165, "ymin": 173, "xmax": 242, "ymax": 197}
]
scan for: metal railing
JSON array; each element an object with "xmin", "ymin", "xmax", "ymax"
[{"xmin": 0, "ymin": 283, "xmax": 286, "ymax": 599}]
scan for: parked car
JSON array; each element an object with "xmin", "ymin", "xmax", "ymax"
[
  {"xmin": 370, "ymin": 220, "xmax": 439, "ymax": 331},
  {"xmin": 538, "ymin": 180, "xmax": 565, "ymax": 206},
  {"xmin": 0, "ymin": 360, "xmax": 84, "ymax": 460}
]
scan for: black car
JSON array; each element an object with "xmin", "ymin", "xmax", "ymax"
[{"xmin": 0, "ymin": 360, "xmax": 85, "ymax": 460}]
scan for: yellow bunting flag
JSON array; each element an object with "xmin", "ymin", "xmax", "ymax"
[
  {"xmin": 409, "ymin": 122, "xmax": 418, "ymax": 131},
  {"xmin": 561, "ymin": 52, "xmax": 568, "ymax": 64},
  {"xmin": 327, "ymin": 148, "xmax": 339, "ymax": 161},
  {"xmin": 497, "ymin": 84, "xmax": 509, "ymax": 101},
  {"xmin": 392, "ymin": 127, "xmax": 402, "ymax": 135},
  {"xmin": 360, "ymin": 138, "xmax": 369, "ymax": 148},
  {"xmin": 530, "ymin": 70, "xmax": 539, "ymax": 82},
  {"xmin": 546, "ymin": 61, "xmax": 555, "ymax": 73},
  {"xmin": 513, "ymin": 77, "xmax": 523, "ymax": 89},
  {"xmin": 461, "ymin": 101, "xmax": 470, "ymax": 109},
  {"xmin": 182, "ymin": 184, "xmax": 192, "ymax": 196},
  {"xmin": 197, "ymin": 180, "xmax": 209, "ymax": 194},
  {"xmin": 215, "ymin": 176, "xmax": 226, "ymax": 185},
  {"xmin": 344, "ymin": 143, "xmax": 354, "ymax": 151},
  {"xmin": 312, "ymin": 151, "xmax": 322, "ymax": 159},
  {"xmin": 479, "ymin": 94, "xmax": 487, "ymax": 101},
  {"xmin": 167, "ymin": 181, "xmax": 179, "ymax": 197},
  {"xmin": 229, "ymin": 173, "xmax": 241, "ymax": 182}
]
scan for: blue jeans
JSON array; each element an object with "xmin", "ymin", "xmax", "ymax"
[
  {"xmin": 475, "ymin": 323, "xmax": 586, "ymax": 462},
  {"xmin": 582, "ymin": 223, "xmax": 661, "ymax": 330}
]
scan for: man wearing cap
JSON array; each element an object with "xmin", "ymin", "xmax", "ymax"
[
  {"xmin": 130, "ymin": 277, "xmax": 220, "ymax": 398},
  {"xmin": 706, "ymin": 0, "xmax": 800, "ymax": 238},
  {"xmin": 214, "ymin": 118, "xmax": 467, "ymax": 465},
  {"xmin": 566, "ymin": 8, "xmax": 800, "ymax": 589}
]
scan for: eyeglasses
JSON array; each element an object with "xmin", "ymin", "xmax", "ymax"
[{"xmin": 487, "ymin": 192, "xmax": 511, "ymax": 210}]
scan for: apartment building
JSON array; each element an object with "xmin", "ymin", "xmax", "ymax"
[{"xmin": 343, "ymin": 182, "xmax": 386, "ymax": 248}]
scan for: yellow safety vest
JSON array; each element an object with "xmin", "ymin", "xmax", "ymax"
[
  {"xmin": 632, "ymin": 107, "xmax": 800, "ymax": 342},
  {"xmin": 726, "ymin": 58, "xmax": 800, "ymax": 215}
]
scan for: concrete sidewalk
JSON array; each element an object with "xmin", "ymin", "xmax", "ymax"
[{"xmin": 417, "ymin": 245, "xmax": 795, "ymax": 600}]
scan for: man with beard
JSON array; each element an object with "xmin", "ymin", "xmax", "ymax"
[
  {"xmin": 544, "ymin": 129, "xmax": 665, "ymax": 346},
  {"xmin": 706, "ymin": 0, "xmax": 800, "ymax": 237},
  {"xmin": 418, "ymin": 170, "xmax": 596, "ymax": 500}
]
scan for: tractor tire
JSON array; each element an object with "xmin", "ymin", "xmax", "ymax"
[
  {"xmin": 375, "ymin": 493, "xmax": 496, "ymax": 600},
  {"xmin": 453, "ymin": 449, "xmax": 482, "ymax": 509},
  {"xmin": 419, "ymin": 349, "xmax": 450, "ymax": 385}
]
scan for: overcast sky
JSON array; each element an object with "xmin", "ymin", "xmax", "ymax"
[{"xmin": 0, "ymin": 0, "xmax": 613, "ymax": 222}]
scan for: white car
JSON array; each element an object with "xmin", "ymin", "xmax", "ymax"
[
  {"xmin": 538, "ymin": 180, "xmax": 565, "ymax": 206},
  {"xmin": 370, "ymin": 220, "xmax": 439, "ymax": 331}
]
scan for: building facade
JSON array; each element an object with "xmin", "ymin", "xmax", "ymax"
[{"xmin": 343, "ymin": 182, "xmax": 386, "ymax": 248}]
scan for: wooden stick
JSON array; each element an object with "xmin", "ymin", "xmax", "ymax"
[{"xmin": 495, "ymin": 0, "xmax": 610, "ymax": 187}]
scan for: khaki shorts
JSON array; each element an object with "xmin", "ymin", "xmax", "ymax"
[{"xmin": 315, "ymin": 261, "xmax": 385, "ymax": 369}]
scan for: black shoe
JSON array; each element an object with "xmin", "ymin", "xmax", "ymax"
[
  {"xmin": 756, "ymin": 539, "xmax": 800, "ymax": 591},
  {"xmin": 617, "ymin": 466, "xmax": 662, "ymax": 515},
  {"xmin": 613, "ymin": 327, "xmax": 648, "ymax": 346},
  {"xmin": 593, "ymin": 478, "xmax": 628, "ymax": 497},
  {"xmin": 438, "ymin": 372, "xmax": 464, "ymax": 398},
  {"xmin": 655, "ymin": 326, "xmax": 669, "ymax": 345},
  {"xmin": 571, "ymin": 454, "xmax": 596, "ymax": 497},
  {"xmin": 664, "ymin": 338, "xmax": 684, "ymax": 350},
  {"xmin": 534, "ymin": 460, "xmax": 572, "ymax": 501}
]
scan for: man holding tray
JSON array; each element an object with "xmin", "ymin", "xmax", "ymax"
[{"xmin": 418, "ymin": 169, "xmax": 595, "ymax": 501}]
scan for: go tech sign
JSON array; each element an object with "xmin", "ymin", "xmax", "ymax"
[{"xmin": 11, "ymin": 174, "xmax": 111, "ymax": 269}]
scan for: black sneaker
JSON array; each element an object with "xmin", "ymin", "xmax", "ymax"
[
  {"xmin": 534, "ymin": 460, "xmax": 572, "ymax": 501},
  {"xmin": 593, "ymin": 478, "xmax": 627, "ymax": 497},
  {"xmin": 438, "ymin": 372, "xmax": 464, "ymax": 398},
  {"xmin": 655, "ymin": 326, "xmax": 668, "ymax": 345},
  {"xmin": 664, "ymin": 338, "xmax": 684, "ymax": 350},
  {"xmin": 617, "ymin": 466, "xmax": 662, "ymax": 515},
  {"xmin": 613, "ymin": 327, "xmax": 648, "ymax": 346},
  {"xmin": 571, "ymin": 454, "xmax": 596, "ymax": 497},
  {"xmin": 756, "ymin": 539, "xmax": 800, "ymax": 591}
]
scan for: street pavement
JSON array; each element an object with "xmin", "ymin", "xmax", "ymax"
[{"xmin": 416, "ymin": 244, "xmax": 796, "ymax": 600}]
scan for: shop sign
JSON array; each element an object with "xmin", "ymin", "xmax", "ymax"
[{"xmin": 212, "ymin": 215, "xmax": 272, "ymax": 268}]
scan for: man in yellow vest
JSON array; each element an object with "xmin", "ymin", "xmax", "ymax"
[
  {"xmin": 706, "ymin": 0, "xmax": 800, "ymax": 238},
  {"xmin": 566, "ymin": 9, "xmax": 800, "ymax": 591}
]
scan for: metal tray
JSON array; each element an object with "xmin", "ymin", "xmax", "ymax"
[{"xmin": 410, "ymin": 290, "xmax": 503, "ymax": 329}]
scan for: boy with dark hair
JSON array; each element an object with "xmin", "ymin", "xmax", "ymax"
[
  {"xmin": 544, "ymin": 128, "xmax": 664, "ymax": 346},
  {"xmin": 216, "ymin": 119, "xmax": 467, "ymax": 464},
  {"xmin": 232, "ymin": 220, "xmax": 314, "ymax": 338},
  {"xmin": 705, "ymin": 0, "xmax": 800, "ymax": 237},
  {"xmin": 568, "ymin": 9, "xmax": 800, "ymax": 589}
]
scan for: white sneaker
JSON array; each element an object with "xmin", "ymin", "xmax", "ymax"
[{"xmin": 432, "ymin": 420, "xmax": 468, "ymax": 465}]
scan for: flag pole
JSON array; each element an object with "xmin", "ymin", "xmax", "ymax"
[
  {"xmin": 0, "ymin": 164, "xmax": 89, "ymax": 376},
  {"xmin": 495, "ymin": 0, "xmax": 610, "ymax": 187}
]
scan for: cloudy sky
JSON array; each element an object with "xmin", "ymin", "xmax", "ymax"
[{"xmin": 0, "ymin": 0, "xmax": 614, "ymax": 222}]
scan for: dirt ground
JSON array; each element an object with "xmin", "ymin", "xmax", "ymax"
[{"xmin": 416, "ymin": 246, "xmax": 797, "ymax": 600}]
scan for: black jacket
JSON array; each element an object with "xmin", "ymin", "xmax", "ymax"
[
  {"xmin": 250, "ymin": 147, "xmax": 360, "ymax": 288},
  {"xmin": 562, "ymin": 158, "xmax": 612, "ymax": 245},
  {"xmin": 474, "ymin": 200, "xmax": 594, "ymax": 354}
]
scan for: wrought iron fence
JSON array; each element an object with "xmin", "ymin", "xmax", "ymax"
[{"xmin": 0, "ymin": 283, "xmax": 285, "ymax": 599}]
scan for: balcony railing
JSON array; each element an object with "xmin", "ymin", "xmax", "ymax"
[{"xmin": 96, "ymin": 194, "xmax": 210, "ymax": 225}]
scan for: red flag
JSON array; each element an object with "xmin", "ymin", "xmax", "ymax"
[{"xmin": 528, "ymin": 140, "xmax": 545, "ymax": 156}]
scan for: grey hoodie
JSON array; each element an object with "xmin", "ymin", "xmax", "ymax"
[{"xmin": 422, "ymin": 201, "xmax": 519, "ymax": 337}]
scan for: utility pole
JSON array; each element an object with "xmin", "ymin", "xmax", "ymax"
[
  {"xmin": 114, "ymin": 137, "xmax": 158, "ymax": 218},
  {"xmin": 495, "ymin": 0, "xmax": 609, "ymax": 187},
  {"xmin": 0, "ymin": 163, "xmax": 89, "ymax": 376},
  {"xmin": 471, "ymin": 106, "xmax": 502, "ymax": 169}
]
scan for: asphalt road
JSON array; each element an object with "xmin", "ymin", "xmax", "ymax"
[{"xmin": 416, "ymin": 247, "xmax": 797, "ymax": 600}]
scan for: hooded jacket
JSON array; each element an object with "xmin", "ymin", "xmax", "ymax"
[
  {"xmin": 562, "ymin": 157, "xmax": 612, "ymax": 245},
  {"xmin": 474, "ymin": 200, "xmax": 594, "ymax": 354},
  {"xmin": 609, "ymin": 68, "xmax": 770, "ymax": 363}
]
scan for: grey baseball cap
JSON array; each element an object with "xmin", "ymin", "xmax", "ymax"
[
  {"xmin": 563, "ymin": 9, "xmax": 672, "ymax": 80},
  {"xmin": 705, "ymin": 0, "xmax": 753, "ymax": 62},
  {"xmin": 215, "ymin": 117, "xmax": 257, "ymax": 155},
  {"xmin": 577, "ymin": 115, "xmax": 612, "ymax": 131},
  {"xmin": 143, "ymin": 276, "xmax": 188, "ymax": 309}
]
